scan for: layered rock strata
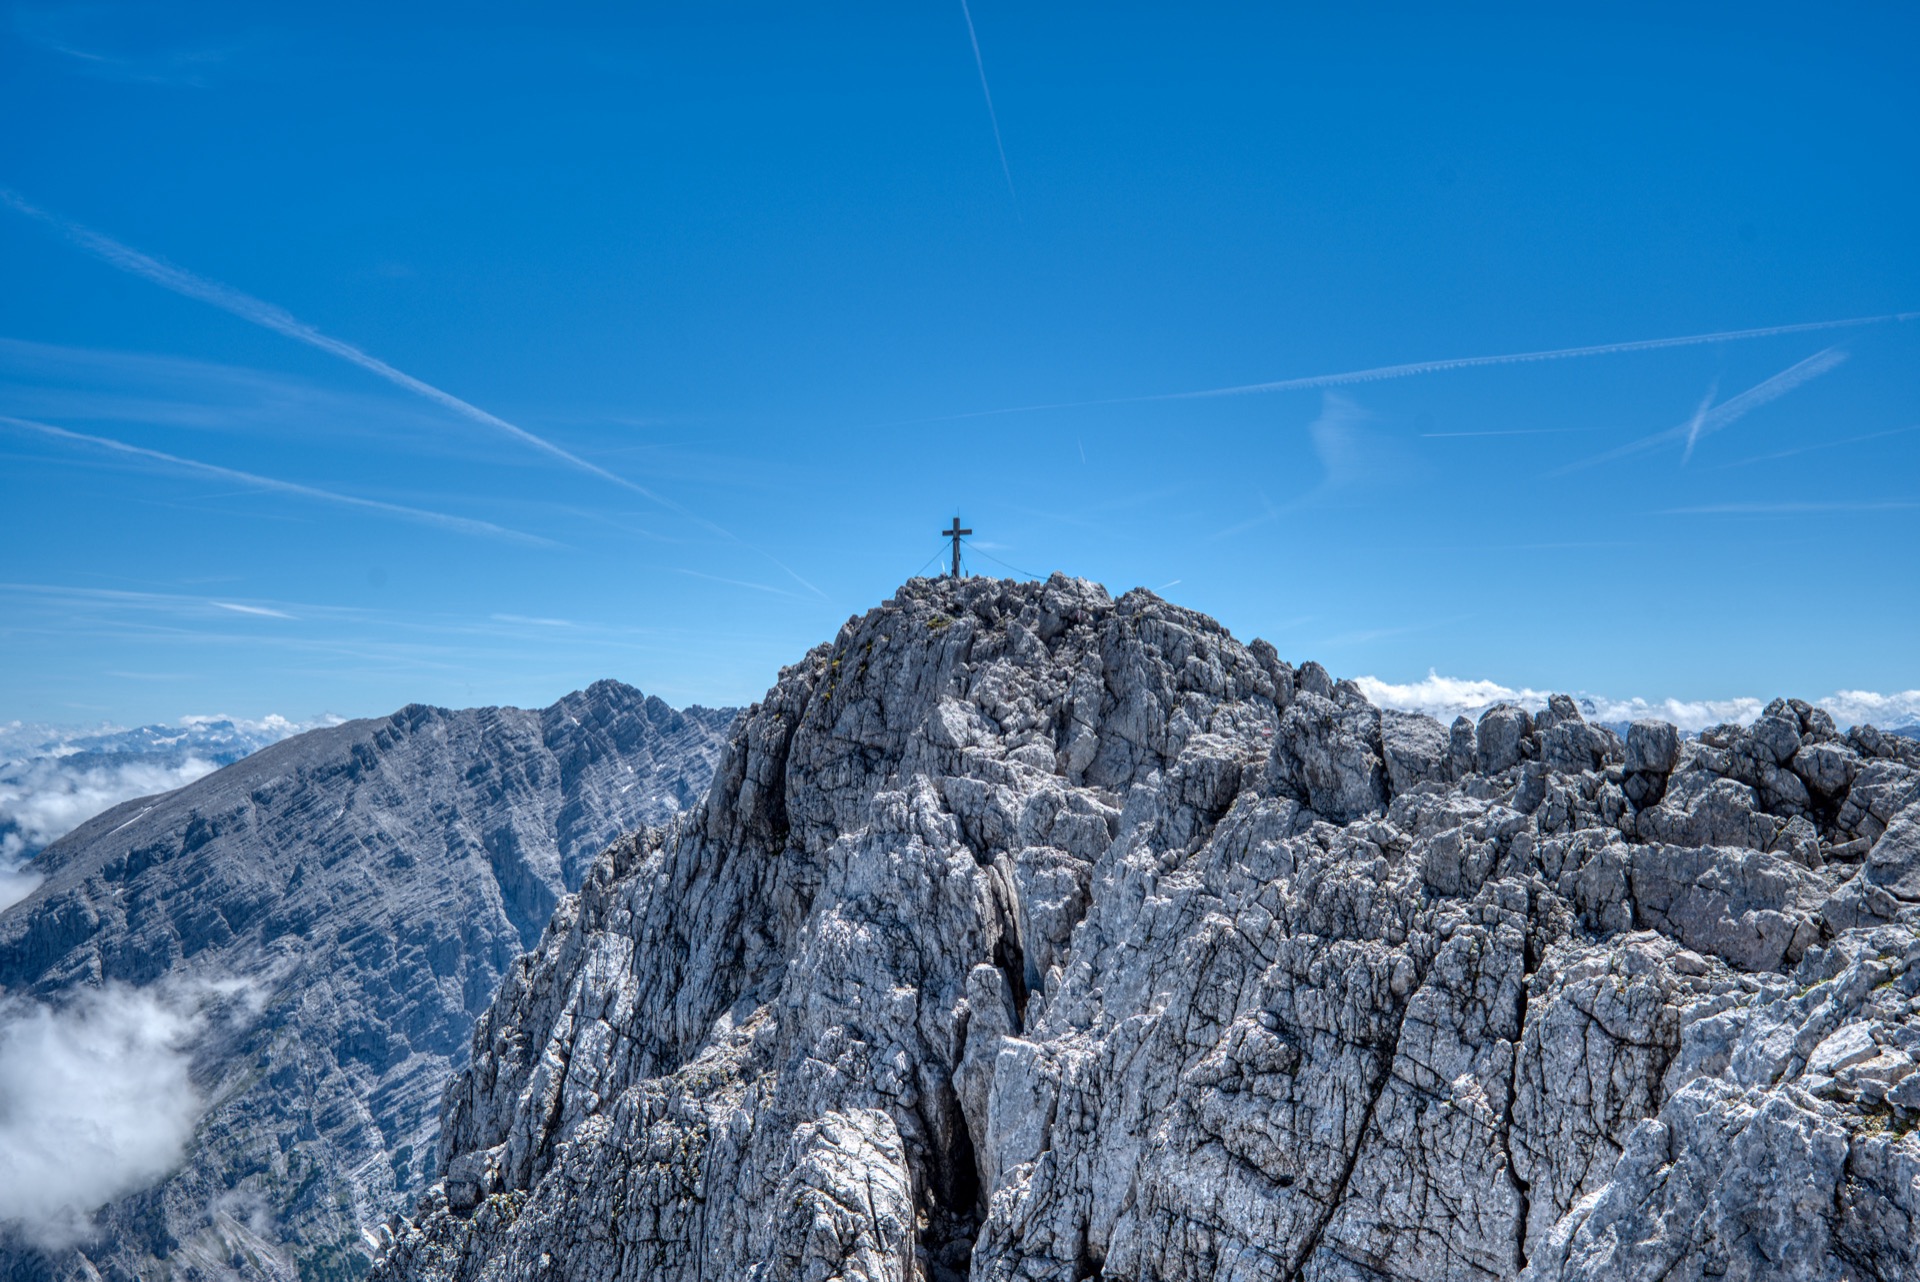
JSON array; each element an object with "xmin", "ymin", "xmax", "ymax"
[
  {"xmin": 379, "ymin": 577, "xmax": 1920, "ymax": 1282},
  {"xmin": 0, "ymin": 682, "xmax": 733, "ymax": 1282}
]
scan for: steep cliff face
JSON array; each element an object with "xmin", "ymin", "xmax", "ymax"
[
  {"xmin": 0, "ymin": 681, "xmax": 733, "ymax": 1282},
  {"xmin": 375, "ymin": 576, "xmax": 1920, "ymax": 1282}
]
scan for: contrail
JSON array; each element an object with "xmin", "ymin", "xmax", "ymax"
[
  {"xmin": 213, "ymin": 601, "xmax": 296, "ymax": 619},
  {"xmin": 0, "ymin": 189, "xmax": 635, "ymax": 489},
  {"xmin": 671, "ymin": 568, "xmax": 804, "ymax": 600},
  {"xmin": 1556, "ymin": 347, "xmax": 1849, "ymax": 476},
  {"xmin": 1680, "ymin": 379, "xmax": 1719, "ymax": 465},
  {"xmin": 0, "ymin": 413, "xmax": 556, "ymax": 546},
  {"xmin": 1717, "ymin": 423, "xmax": 1920, "ymax": 471},
  {"xmin": 889, "ymin": 310, "xmax": 1916, "ymax": 426},
  {"xmin": 0, "ymin": 188, "xmax": 825, "ymax": 597},
  {"xmin": 1689, "ymin": 348, "xmax": 1848, "ymax": 448},
  {"xmin": 957, "ymin": 0, "xmax": 1018, "ymax": 207}
]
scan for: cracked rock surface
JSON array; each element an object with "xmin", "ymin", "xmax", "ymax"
[
  {"xmin": 377, "ymin": 578, "xmax": 1920, "ymax": 1282},
  {"xmin": 0, "ymin": 682, "xmax": 732, "ymax": 1282}
]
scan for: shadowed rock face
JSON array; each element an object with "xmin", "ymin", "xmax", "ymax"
[
  {"xmin": 0, "ymin": 681, "xmax": 734, "ymax": 1282},
  {"xmin": 372, "ymin": 577, "xmax": 1920, "ymax": 1282}
]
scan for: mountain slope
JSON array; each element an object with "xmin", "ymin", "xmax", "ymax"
[
  {"xmin": 0, "ymin": 713, "xmax": 329, "ymax": 896},
  {"xmin": 0, "ymin": 681, "xmax": 734, "ymax": 1282},
  {"xmin": 377, "ymin": 576, "xmax": 1920, "ymax": 1282}
]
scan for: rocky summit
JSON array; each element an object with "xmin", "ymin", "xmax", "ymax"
[
  {"xmin": 371, "ymin": 575, "xmax": 1920, "ymax": 1282},
  {"xmin": 0, "ymin": 682, "xmax": 733, "ymax": 1282}
]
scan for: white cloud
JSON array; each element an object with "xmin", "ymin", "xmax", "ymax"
[
  {"xmin": 1818, "ymin": 689, "xmax": 1920, "ymax": 730},
  {"xmin": 1353, "ymin": 672, "xmax": 1550, "ymax": 721},
  {"xmin": 0, "ymin": 984, "xmax": 209, "ymax": 1247},
  {"xmin": 177, "ymin": 712, "xmax": 314, "ymax": 737},
  {"xmin": 0, "ymin": 753, "xmax": 221, "ymax": 912},
  {"xmin": 0, "ymin": 713, "xmax": 337, "ymax": 908},
  {"xmin": 1308, "ymin": 392, "xmax": 1407, "ymax": 491},
  {"xmin": 0, "ymin": 756, "xmax": 221, "ymax": 857},
  {"xmin": 1354, "ymin": 670, "xmax": 1920, "ymax": 733},
  {"xmin": 0, "ymin": 867, "xmax": 43, "ymax": 915}
]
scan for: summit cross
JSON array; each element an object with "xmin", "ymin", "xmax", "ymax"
[{"xmin": 942, "ymin": 517, "xmax": 971, "ymax": 579}]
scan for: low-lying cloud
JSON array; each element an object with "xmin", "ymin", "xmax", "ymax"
[
  {"xmin": 0, "ymin": 868, "xmax": 43, "ymax": 918},
  {"xmin": 0, "ymin": 714, "xmax": 331, "ymax": 912},
  {"xmin": 0, "ymin": 980, "xmax": 257, "ymax": 1248},
  {"xmin": 1356, "ymin": 670, "xmax": 1920, "ymax": 733},
  {"xmin": 0, "ymin": 755, "xmax": 221, "ymax": 863}
]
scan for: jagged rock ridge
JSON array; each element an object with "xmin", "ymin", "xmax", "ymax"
[
  {"xmin": 0, "ymin": 681, "xmax": 734, "ymax": 1282},
  {"xmin": 379, "ymin": 577, "xmax": 1920, "ymax": 1282}
]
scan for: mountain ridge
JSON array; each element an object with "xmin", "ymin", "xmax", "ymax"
[
  {"xmin": 0, "ymin": 680, "xmax": 736, "ymax": 1282},
  {"xmin": 373, "ymin": 575, "xmax": 1920, "ymax": 1282}
]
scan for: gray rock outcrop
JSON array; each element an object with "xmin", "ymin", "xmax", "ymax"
[
  {"xmin": 360, "ymin": 577, "xmax": 1919, "ymax": 1282},
  {"xmin": 0, "ymin": 682, "xmax": 733, "ymax": 1282}
]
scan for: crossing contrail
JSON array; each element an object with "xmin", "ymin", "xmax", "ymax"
[
  {"xmin": 0, "ymin": 413, "xmax": 555, "ymax": 546},
  {"xmin": 957, "ymin": 0, "xmax": 1018, "ymax": 207},
  {"xmin": 1680, "ymin": 380, "xmax": 1719, "ymax": 465},
  {"xmin": 1556, "ymin": 347, "xmax": 1849, "ymax": 475},
  {"xmin": 0, "ymin": 188, "xmax": 826, "ymax": 597},
  {"xmin": 891, "ymin": 311, "xmax": 1916, "ymax": 426}
]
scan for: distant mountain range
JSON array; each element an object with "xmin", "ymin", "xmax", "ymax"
[
  {"xmin": 0, "ymin": 682, "xmax": 735, "ymax": 1282},
  {"xmin": 2, "ymin": 584, "xmax": 1917, "ymax": 1282},
  {"xmin": 0, "ymin": 713, "xmax": 324, "ymax": 769},
  {"xmin": 9, "ymin": 680, "xmax": 1912, "ymax": 890}
]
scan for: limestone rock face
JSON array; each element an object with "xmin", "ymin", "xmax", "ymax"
[
  {"xmin": 377, "ymin": 579, "xmax": 1920, "ymax": 1282},
  {"xmin": 0, "ymin": 682, "xmax": 733, "ymax": 1282}
]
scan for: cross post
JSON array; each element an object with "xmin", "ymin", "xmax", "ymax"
[{"xmin": 942, "ymin": 517, "xmax": 972, "ymax": 579}]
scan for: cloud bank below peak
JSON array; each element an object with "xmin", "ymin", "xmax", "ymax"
[
  {"xmin": 1355, "ymin": 670, "xmax": 1920, "ymax": 734},
  {"xmin": 0, "ymin": 713, "xmax": 339, "ymax": 912},
  {"xmin": 0, "ymin": 978, "xmax": 263, "ymax": 1249}
]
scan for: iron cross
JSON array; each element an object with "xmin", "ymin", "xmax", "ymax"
[{"xmin": 942, "ymin": 517, "xmax": 971, "ymax": 579}]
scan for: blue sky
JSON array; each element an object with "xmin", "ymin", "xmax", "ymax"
[{"xmin": 1, "ymin": 2, "xmax": 1915, "ymax": 725}]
